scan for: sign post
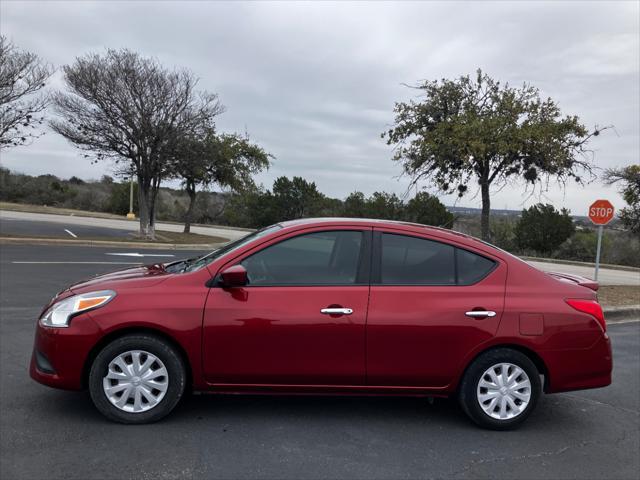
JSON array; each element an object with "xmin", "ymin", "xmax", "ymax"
[
  {"xmin": 588, "ymin": 199, "xmax": 615, "ymax": 281},
  {"xmin": 126, "ymin": 174, "xmax": 136, "ymax": 219}
]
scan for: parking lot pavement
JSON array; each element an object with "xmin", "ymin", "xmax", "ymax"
[
  {"xmin": 0, "ymin": 218, "xmax": 134, "ymax": 239},
  {"xmin": 1, "ymin": 243, "xmax": 638, "ymax": 480},
  {"xmin": 0, "ymin": 209, "xmax": 250, "ymax": 240}
]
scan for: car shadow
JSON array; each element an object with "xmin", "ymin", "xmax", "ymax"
[{"xmin": 31, "ymin": 387, "xmax": 590, "ymax": 434}]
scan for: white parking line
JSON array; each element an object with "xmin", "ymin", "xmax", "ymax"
[{"xmin": 64, "ymin": 229, "xmax": 78, "ymax": 238}]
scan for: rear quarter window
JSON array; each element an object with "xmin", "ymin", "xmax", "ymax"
[{"xmin": 456, "ymin": 248, "xmax": 496, "ymax": 285}]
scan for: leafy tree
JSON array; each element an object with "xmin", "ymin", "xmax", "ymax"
[
  {"xmin": 366, "ymin": 192, "xmax": 404, "ymax": 220},
  {"xmin": 604, "ymin": 165, "xmax": 640, "ymax": 234},
  {"xmin": 0, "ymin": 35, "xmax": 53, "ymax": 149},
  {"xmin": 554, "ymin": 231, "xmax": 601, "ymax": 262},
  {"xmin": 404, "ymin": 191, "xmax": 455, "ymax": 227},
  {"xmin": 489, "ymin": 218, "xmax": 516, "ymax": 251},
  {"xmin": 342, "ymin": 191, "xmax": 368, "ymax": 217},
  {"xmin": 221, "ymin": 176, "xmax": 327, "ymax": 228},
  {"xmin": 383, "ymin": 69, "xmax": 605, "ymax": 240},
  {"xmin": 514, "ymin": 203, "xmax": 575, "ymax": 255},
  {"xmin": 221, "ymin": 187, "xmax": 279, "ymax": 228},
  {"xmin": 171, "ymin": 128, "xmax": 270, "ymax": 232},
  {"xmin": 50, "ymin": 49, "xmax": 223, "ymax": 239},
  {"xmin": 271, "ymin": 176, "xmax": 325, "ymax": 221}
]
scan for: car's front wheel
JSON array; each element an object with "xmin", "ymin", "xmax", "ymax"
[
  {"xmin": 88, "ymin": 334, "xmax": 186, "ymax": 424},
  {"xmin": 458, "ymin": 348, "xmax": 541, "ymax": 430}
]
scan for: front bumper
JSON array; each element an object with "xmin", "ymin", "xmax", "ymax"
[{"xmin": 29, "ymin": 313, "xmax": 102, "ymax": 391}]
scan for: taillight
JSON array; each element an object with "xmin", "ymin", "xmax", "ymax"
[{"xmin": 566, "ymin": 299, "xmax": 606, "ymax": 332}]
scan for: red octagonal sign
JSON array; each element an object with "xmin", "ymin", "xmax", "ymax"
[{"xmin": 588, "ymin": 199, "xmax": 615, "ymax": 225}]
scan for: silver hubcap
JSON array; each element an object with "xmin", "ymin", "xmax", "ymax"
[
  {"xmin": 477, "ymin": 362, "xmax": 531, "ymax": 420},
  {"xmin": 103, "ymin": 350, "xmax": 168, "ymax": 413}
]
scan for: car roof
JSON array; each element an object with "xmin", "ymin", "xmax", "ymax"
[
  {"xmin": 278, "ymin": 217, "xmax": 480, "ymax": 243},
  {"xmin": 276, "ymin": 217, "xmax": 516, "ymax": 262}
]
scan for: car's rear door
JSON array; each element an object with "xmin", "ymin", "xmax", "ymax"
[
  {"xmin": 203, "ymin": 227, "xmax": 372, "ymax": 386},
  {"xmin": 366, "ymin": 228, "xmax": 506, "ymax": 388}
]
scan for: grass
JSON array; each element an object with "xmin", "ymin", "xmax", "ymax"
[
  {"xmin": 598, "ymin": 285, "xmax": 640, "ymax": 307},
  {"xmin": 152, "ymin": 231, "xmax": 228, "ymax": 244}
]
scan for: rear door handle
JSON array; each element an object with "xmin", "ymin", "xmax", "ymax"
[
  {"xmin": 465, "ymin": 310, "xmax": 496, "ymax": 318},
  {"xmin": 321, "ymin": 308, "xmax": 353, "ymax": 315}
]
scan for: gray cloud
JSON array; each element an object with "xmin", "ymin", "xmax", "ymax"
[{"xmin": 1, "ymin": 0, "xmax": 637, "ymax": 215}]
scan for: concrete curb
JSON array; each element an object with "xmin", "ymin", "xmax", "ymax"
[
  {"xmin": 604, "ymin": 305, "xmax": 640, "ymax": 323},
  {"xmin": 0, "ymin": 236, "xmax": 223, "ymax": 250},
  {"xmin": 521, "ymin": 256, "xmax": 640, "ymax": 273}
]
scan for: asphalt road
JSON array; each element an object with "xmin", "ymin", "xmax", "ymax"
[
  {"xmin": 0, "ymin": 218, "xmax": 135, "ymax": 239},
  {"xmin": 0, "ymin": 210, "xmax": 249, "ymax": 241},
  {"xmin": 0, "ymin": 244, "xmax": 638, "ymax": 480}
]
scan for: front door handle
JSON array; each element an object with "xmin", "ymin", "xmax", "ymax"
[
  {"xmin": 321, "ymin": 307, "xmax": 353, "ymax": 315},
  {"xmin": 465, "ymin": 310, "xmax": 496, "ymax": 318}
]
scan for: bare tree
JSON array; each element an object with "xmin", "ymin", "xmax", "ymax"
[
  {"xmin": 0, "ymin": 35, "xmax": 53, "ymax": 149},
  {"xmin": 51, "ymin": 49, "xmax": 224, "ymax": 238}
]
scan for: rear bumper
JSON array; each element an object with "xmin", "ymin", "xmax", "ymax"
[
  {"xmin": 543, "ymin": 333, "xmax": 613, "ymax": 393},
  {"xmin": 29, "ymin": 313, "xmax": 102, "ymax": 391}
]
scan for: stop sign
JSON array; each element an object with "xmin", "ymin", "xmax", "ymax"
[{"xmin": 588, "ymin": 199, "xmax": 615, "ymax": 225}]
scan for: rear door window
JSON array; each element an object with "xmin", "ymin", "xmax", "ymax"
[{"xmin": 377, "ymin": 233, "xmax": 496, "ymax": 285}]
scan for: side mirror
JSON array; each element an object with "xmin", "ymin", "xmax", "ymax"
[{"xmin": 219, "ymin": 265, "xmax": 248, "ymax": 288}]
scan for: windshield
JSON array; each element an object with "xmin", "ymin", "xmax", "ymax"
[{"xmin": 168, "ymin": 225, "xmax": 282, "ymax": 273}]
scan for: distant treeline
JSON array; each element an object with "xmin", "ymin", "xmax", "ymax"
[{"xmin": 1, "ymin": 168, "xmax": 638, "ymax": 267}]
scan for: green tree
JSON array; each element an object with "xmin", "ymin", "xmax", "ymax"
[
  {"xmin": 383, "ymin": 69, "xmax": 605, "ymax": 241},
  {"xmin": 514, "ymin": 203, "xmax": 575, "ymax": 255},
  {"xmin": 489, "ymin": 218, "xmax": 516, "ymax": 251},
  {"xmin": 271, "ymin": 176, "xmax": 325, "ymax": 221},
  {"xmin": 403, "ymin": 192, "xmax": 454, "ymax": 228},
  {"xmin": 342, "ymin": 191, "xmax": 368, "ymax": 217},
  {"xmin": 171, "ymin": 128, "xmax": 270, "ymax": 232},
  {"xmin": 554, "ymin": 231, "xmax": 601, "ymax": 262},
  {"xmin": 604, "ymin": 165, "xmax": 640, "ymax": 234},
  {"xmin": 365, "ymin": 192, "xmax": 404, "ymax": 220},
  {"xmin": 222, "ymin": 177, "xmax": 325, "ymax": 228}
]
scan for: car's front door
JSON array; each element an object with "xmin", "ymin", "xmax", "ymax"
[
  {"xmin": 366, "ymin": 229, "xmax": 506, "ymax": 388},
  {"xmin": 202, "ymin": 228, "xmax": 371, "ymax": 386}
]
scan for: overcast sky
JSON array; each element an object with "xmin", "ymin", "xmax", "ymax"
[{"xmin": 1, "ymin": 0, "xmax": 638, "ymax": 215}]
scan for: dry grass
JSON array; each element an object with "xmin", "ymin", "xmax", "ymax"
[
  {"xmin": 151, "ymin": 231, "xmax": 228, "ymax": 244},
  {"xmin": 598, "ymin": 285, "xmax": 640, "ymax": 307}
]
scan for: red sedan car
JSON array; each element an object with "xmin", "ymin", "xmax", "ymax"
[{"xmin": 30, "ymin": 218, "xmax": 612, "ymax": 429}]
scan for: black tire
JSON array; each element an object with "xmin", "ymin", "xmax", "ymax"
[
  {"xmin": 88, "ymin": 334, "xmax": 186, "ymax": 424},
  {"xmin": 458, "ymin": 348, "xmax": 541, "ymax": 430}
]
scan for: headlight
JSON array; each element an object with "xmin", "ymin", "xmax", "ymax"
[{"xmin": 40, "ymin": 290, "xmax": 116, "ymax": 328}]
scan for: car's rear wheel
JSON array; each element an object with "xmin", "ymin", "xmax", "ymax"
[
  {"xmin": 88, "ymin": 334, "xmax": 186, "ymax": 424},
  {"xmin": 458, "ymin": 348, "xmax": 541, "ymax": 430}
]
